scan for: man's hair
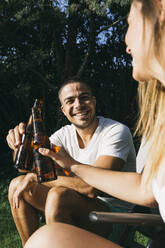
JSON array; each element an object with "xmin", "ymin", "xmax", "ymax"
[{"xmin": 58, "ymin": 76, "xmax": 93, "ymax": 100}]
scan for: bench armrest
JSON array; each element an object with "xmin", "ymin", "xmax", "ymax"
[{"xmin": 89, "ymin": 211, "xmax": 165, "ymax": 226}]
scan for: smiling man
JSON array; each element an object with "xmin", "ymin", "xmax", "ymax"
[
  {"xmin": 59, "ymin": 80, "xmax": 96, "ymax": 129},
  {"xmin": 7, "ymin": 77, "xmax": 136, "ymax": 246}
]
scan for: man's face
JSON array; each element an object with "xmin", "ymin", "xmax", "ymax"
[{"xmin": 59, "ymin": 82, "xmax": 96, "ymax": 129}]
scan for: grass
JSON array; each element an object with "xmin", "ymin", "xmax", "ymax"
[
  {"xmin": 134, "ymin": 231, "xmax": 150, "ymax": 247},
  {"xmin": 0, "ymin": 152, "xmax": 22, "ymax": 248},
  {"xmin": 0, "ymin": 181, "xmax": 21, "ymax": 248}
]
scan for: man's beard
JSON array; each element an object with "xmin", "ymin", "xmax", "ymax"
[{"xmin": 73, "ymin": 114, "xmax": 96, "ymax": 130}]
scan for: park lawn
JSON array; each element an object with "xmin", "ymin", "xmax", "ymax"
[{"xmin": 0, "ymin": 182, "xmax": 21, "ymax": 248}]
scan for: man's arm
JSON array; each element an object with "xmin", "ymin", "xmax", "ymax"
[{"xmin": 93, "ymin": 155, "xmax": 124, "ymax": 171}]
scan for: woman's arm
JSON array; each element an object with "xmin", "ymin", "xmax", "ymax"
[
  {"xmin": 39, "ymin": 147, "xmax": 157, "ymax": 208},
  {"xmin": 71, "ymin": 164, "xmax": 156, "ymax": 207}
]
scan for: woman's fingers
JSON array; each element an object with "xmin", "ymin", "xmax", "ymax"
[
  {"xmin": 39, "ymin": 147, "xmax": 75, "ymax": 171},
  {"xmin": 39, "ymin": 148, "xmax": 56, "ymax": 160}
]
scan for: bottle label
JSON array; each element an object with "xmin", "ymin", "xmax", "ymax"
[{"xmin": 33, "ymin": 149, "xmax": 57, "ymax": 182}]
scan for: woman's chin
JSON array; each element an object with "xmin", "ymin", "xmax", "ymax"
[{"xmin": 132, "ymin": 69, "xmax": 149, "ymax": 82}]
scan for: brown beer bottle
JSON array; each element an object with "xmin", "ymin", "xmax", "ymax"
[
  {"xmin": 32, "ymin": 99, "xmax": 57, "ymax": 182},
  {"xmin": 14, "ymin": 115, "xmax": 34, "ymax": 173}
]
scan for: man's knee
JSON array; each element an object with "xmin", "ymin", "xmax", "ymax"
[
  {"xmin": 45, "ymin": 187, "xmax": 76, "ymax": 223},
  {"xmin": 8, "ymin": 175, "xmax": 25, "ymax": 202},
  {"xmin": 45, "ymin": 186, "xmax": 74, "ymax": 214},
  {"xmin": 46, "ymin": 186, "xmax": 71, "ymax": 207}
]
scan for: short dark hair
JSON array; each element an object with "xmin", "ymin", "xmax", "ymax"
[{"xmin": 58, "ymin": 76, "xmax": 93, "ymax": 100}]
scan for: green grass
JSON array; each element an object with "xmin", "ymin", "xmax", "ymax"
[
  {"xmin": 0, "ymin": 182, "xmax": 21, "ymax": 248},
  {"xmin": 134, "ymin": 231, "xmax": 150, "ymax": 247},
  {"xmin": 0, "ymin": 153, "xmax": 22, "ymax": 247}
]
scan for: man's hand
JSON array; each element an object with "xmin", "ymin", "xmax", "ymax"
[
  {"xmin": 6, "ymin": 122, "xmax": 26, "ymax": 151},
  {"xmin": 39, "ymin": 147, "xmax": 80, "ymax": 171},
  {"xmin": 12, "ymin": 173, "xmax": 37, "ymax": 208}
]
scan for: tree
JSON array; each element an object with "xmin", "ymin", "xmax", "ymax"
[{"xmin": 0, "ymin": 0, "xmax": 138, "ymax": 162}]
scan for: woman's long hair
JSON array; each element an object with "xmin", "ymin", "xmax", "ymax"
[
  {"xmin": 134, "ymin": 0, "xmax": 165, "ymax": 187},
  {"xmin": 136, "ymin": 81, "xmax": 165, "ymax": 185}
]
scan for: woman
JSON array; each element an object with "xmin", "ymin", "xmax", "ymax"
[{"xmin": 25, "ymin": 0, "xmax": 165, "ymax": 247}]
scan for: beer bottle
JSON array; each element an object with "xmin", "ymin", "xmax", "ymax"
[
  {"xmin": 14, "ymin": 115, "xmax": 34, "ymax": 173},
  {"xmin": 32, "ymin": 99, "xmax": 57, "ymax": 182},
  {"xmin": 52, "ymin": 144, "xmax": 70, "ymax": 176}
]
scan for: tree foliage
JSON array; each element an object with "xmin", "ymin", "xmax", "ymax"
[{"xmin": 0, "ymin": 0, "xmax": 138, "ymax": 165}]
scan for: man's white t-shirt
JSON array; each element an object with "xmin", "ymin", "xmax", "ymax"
[
  {"xmin": 50, "ymin": 116, "xmax": 136, "ymax": 172},
  {"xmin": 136, "ymin": 137, "xmax": 150, "ymax": 173}
]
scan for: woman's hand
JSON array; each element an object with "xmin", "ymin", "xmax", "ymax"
[
  {"xmin": 12, "ymin": 173, "xmax": 37, "ymax": 208},
  {"xmin": 39, "ymin": 147, "xmax": 80, "ymax": 171}
]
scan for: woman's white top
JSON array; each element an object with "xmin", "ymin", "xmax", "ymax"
[
  {"xmin": 137, "ymin": 137, "xmax": 165, "ymax": 222},
  {"xmin": 152, "ymin": 179, "xmax": 165, "ymax": 222}
]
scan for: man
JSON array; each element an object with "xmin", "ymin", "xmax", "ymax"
[{"xmin": 7, "ymin": 78, "xmax": 136, "ymax": 246}]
